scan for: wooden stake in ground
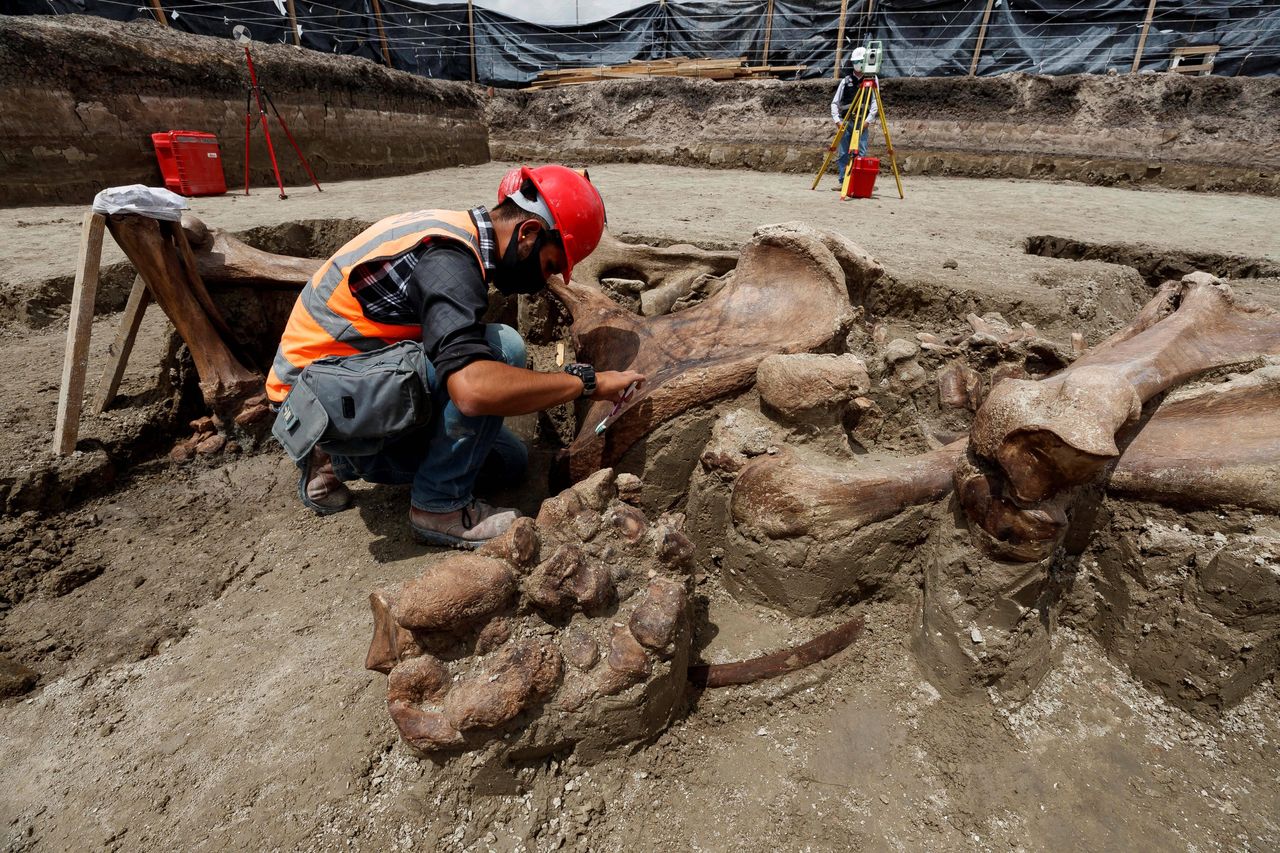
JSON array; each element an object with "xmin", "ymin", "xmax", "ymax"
[
  {"xmin": 834, "ymin": 0, "xmax": 849, "ymax": 79},
  {"xmin": 1132, "ymin": 0, "xmax": 1158, "ymax": 72},
  {"xmin": 147, "ymin": 0, "xmax": 167, "ymax": 27},
  {"xmin": 467, "ymin": 0, "xmax": 477, "ymax": 83},
  {"xmin": 53, "ymin": 212, "xmax": 106, "ymax": 456},
  {"xmin": 970, "ymin": 0, "xmax": 996, "ymax": 76},
  {"xmin": 370, "ymin": 0, "xmax": 393, "ymax": 67},
  {"xmin": 91, "ymin": 275, "xmax": 151, "ymax": 415},
  {"xmin": 286, "ymin": 0, "xmax": 301, "ymax": 46}
]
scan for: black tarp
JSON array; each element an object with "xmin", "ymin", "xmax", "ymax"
[
  {"xmin": 470, "ymin": 4, "xmax": 665, "ymax": 85},
  {"xmin": 872, "ymin": 0, "xmax": 987, "ymax": 77},
  {"xmin": 974, "ymin": 0, "xmax": 1151, "ymax": 75},
  {"xmin": 767, "ymin": 0, "xmax": 859, "ymax": 77},
  {"xmin": 659, "ymin": 1, "xmax": 766, "ymax": 62},
  {"xmin": 7, "ymin": 0, "xmax": 154, "ymax": 21},
  {"xmin": 9, "ymin": 0, "xmax": 1280, "ymax": 82}
]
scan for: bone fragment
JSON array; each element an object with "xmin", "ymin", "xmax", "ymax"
[
  {"xmin": 394, "ymin": 555, "xmax": 515, "ymax": 631},
  {"xmin": 731, "ymin": 442, "xmax": 967, "ymax": 540},
  {"xmin": 180, "ymin": 213, "xmax": 322, "ymax": 288},
  {"xmin": 688, "ymin": 616, "xmax": 864, "ymax": 688},
  {"xmin": 106, "ymin": 214, "xmax": 263, "ymax": 415},
  {"xmin": 442, "ymin": 639, "xmax": 562, "ymax": 732}
]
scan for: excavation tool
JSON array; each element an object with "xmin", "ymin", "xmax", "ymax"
[
  {"xmin": 811, "ymin": 43, "xmax": 903, "ymax": 200},
  {"xmin": 234, "ymin": 24, "xmax": 322, "ymax": 199}
]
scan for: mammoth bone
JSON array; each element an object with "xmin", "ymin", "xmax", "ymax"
[
  {"xmin": 962, "ymin": 272, "xmax": 1280, "ymax": 562},
  {"xmin": 553, "ymin": 222, "xmax": 881, "ymax": 482},
  {"xmin": 719, "ymin": 273, "xmax": 1280, "ymax": 707}
]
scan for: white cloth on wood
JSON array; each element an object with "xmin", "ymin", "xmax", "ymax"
[{"xmin": 91, "ymin": 185, "xmax": 189, "ymax": 221}]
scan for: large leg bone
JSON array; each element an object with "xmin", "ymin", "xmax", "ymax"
[
  {"xmin": 105, "ymin": 214, "xmax": 263, "ymax": 417},
  {"xmin": 554, "ymin": 224, "xmax": 870, "ymax": 481},
  {"xmin": 723, "ymin": 442, "xmax": 965, "ymax": 615},
  {"xmin": 971, "ymin": 275, "xmax": 1280, "ymax": 506},
  {"xmin": 1109, "ymin": 365, "xmax": 1280, "ymax": 513}
]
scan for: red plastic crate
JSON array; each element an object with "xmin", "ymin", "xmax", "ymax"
[
  {"xmin": 151, "ymin": 130, "xmax": 227, "ymax": 196},
  {"xmin": 848, "ymin": 155, "xmax": 880, "ymax": 199}
]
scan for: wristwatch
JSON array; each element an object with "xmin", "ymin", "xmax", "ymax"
[{"xmin": 563, "ymin": 363, "xmax": 596, "ymax": 398}]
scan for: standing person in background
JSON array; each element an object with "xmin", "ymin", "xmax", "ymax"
[{"xmin": 830, "ymin": 46, "xmax": 873, "ymax": 190}]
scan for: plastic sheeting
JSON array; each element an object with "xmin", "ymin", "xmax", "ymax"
[{"xmin": 12, "ymin": 0, "xmax": 1280, "ymax": 82}]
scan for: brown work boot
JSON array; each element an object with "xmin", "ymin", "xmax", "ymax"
[
  {"xmin": 409, "ymin": 499, "xmax": 521, "ymax": 549},
  {"xmin": 298, "ymin": 448, "xmax": 353, "ymax": 515}
]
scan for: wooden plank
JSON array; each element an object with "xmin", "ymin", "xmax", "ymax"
[
  {"xmin": 370, "ymin": 0, "xmax": 393, "ymax": 67},
  {"xmin": 970, "ymin": 0, "xmax": 997, "ymax": 76},
  {"xmin": 286, "ymin": 0, "xmax": 300, "ymax": 46},
  {"xmin": 1131, "ymin": 0, "xmax": 1157, "ymax": 72},
  {"xmin": 834, "ymin": 0, "xmax": 849, "ymax": 79},
  {"xmin": 53, "ymin": 212, "xmax": 106, "ymax": 456},
  {"xmin": 91, "ymin": 276, "xmax": 150, "ymax": 415}
]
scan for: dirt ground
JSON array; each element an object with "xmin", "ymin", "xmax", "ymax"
[{"xmin": 2, "ymin": 165, "xmax": 1279, "ymax": 851}]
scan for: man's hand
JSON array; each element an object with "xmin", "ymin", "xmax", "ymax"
[{"xmin": 591, "ymin": 370, "xmax": 646, "ymax": 403}]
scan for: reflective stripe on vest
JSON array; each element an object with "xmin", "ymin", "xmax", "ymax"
[{"xmin": 265, "ymin": 210, "xmax": 483, "ymax": 402}]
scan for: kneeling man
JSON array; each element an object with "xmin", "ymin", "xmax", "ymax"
[{"xmin": 265, "ymin": 165, "xmax": 644, "ymax": 547}]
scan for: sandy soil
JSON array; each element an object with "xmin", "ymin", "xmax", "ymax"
[{"xmin": 2, "ymin": 165, "xmax": 1279, "ymax": 851}]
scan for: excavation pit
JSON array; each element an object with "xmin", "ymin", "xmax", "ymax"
[{"xmin": 2, "ymin": 165, "xmax": 1279, "ymax": 849}]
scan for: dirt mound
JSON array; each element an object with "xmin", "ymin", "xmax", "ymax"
[{"xmin": 490, "ymin": 73, "xmax": 1280, "ymax": 194}]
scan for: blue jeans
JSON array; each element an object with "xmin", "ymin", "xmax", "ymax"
[
  {"xmin": 835, "ymin": 121, "xmax": 871, "ymax": 183},
  {"xmin": 330, "ymin": 324, "xmax": 529, "ymax": 513}
]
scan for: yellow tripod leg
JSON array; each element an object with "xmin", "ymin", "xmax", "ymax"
[
  {"xmin": 840, "ymin": 87, "xmax": 871, "ymax": 199},
  {"xmin": 873, "ymin": 86, "xmax": 905, "ymax": 200},
  {"xmin": 811, "ymin": 94, "xmax": 865, "ymax": 190}
]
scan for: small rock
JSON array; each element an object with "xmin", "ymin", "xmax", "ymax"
[
  {"xmin": 0, "ymin": 657, "xmax": 38, "ymax": 699},
  {"xmin": 969, "ymin": 626, "xmax": 984, "ymax": 644},
  {"xmin": 942, "ymin": 258, "xmax": 958, "ymax": 270},
  {"xmin": 883, "ymin": 338, "xmax": 919, "ymax": 364}
]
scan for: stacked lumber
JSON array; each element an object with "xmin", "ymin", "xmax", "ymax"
[{"xmin": 528, "ymin": 56, "xmax": 806, "ymax": 89}]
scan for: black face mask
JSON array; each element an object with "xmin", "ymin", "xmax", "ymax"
[{"xmin": 493, "ymin": 228, "xmax": 549, "ymax": 296}]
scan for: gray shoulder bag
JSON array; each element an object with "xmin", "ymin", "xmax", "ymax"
[{"xmin": 271, "ymin": 340, "xmax": 433, "ymax": 461}]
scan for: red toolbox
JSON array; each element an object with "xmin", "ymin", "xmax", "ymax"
[
  {"xmin": 848, "ymin": 155, "xmax": 880, "ymax": 199},
  {"xmin": 151, "ymin": 130, "xmax": 227, "ymax": 196}
]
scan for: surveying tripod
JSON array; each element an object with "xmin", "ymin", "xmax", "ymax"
[
  {"xmin": 241, "ymin": 45, "xmax": 322, "ymax": 199},
  {"xmin": 811, "ymin": 76, "xmax": 904, "ymax": 200}
]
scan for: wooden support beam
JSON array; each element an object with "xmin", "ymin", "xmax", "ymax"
[
  {"xmin": 148, "ymin": 0, "xmax": 168, "ymax": 27},
  {"xmin": 1132, "ymin": 0, "xmax": 1158, "ymax": 72},
  {"xmin": 370, "ymin": 0, "xmax": 393, "ymax": 67},
  {"xmin": 286, "ymin": 0, "xmax": 301, "ymax": 46},
  {"xmin": 53, "ymin": 212, "xmax": 106, "ymax": 456},
  {"xmin": 92, "ymin": 276, "xmax": 151, "ymax": 415},
  {"xmin": 970, "ymin": 0, "xmax": 996, "ymax": 76},
  {"xmin": 834, "ymin": 0, "xmax": 849, "ymax": 79},
  {"xmin": 761, "ymin": 0, "xmax": 775, "ymax": 66},
  {"xmin": 468, "ymin": 0, "xmax": 477, "ymax": 83}
]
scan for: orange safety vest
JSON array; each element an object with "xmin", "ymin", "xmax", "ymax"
[{"xmin": 265, "ymin": 209, "xmax": 484, "ymax": 403}]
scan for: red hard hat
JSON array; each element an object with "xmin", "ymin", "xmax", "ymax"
[{"xmin": 500, "ymin": 165, "xmax": 604, "ymax": 281}]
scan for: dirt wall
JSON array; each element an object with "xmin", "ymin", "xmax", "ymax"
[
  {"xmin": 489, "ymin": 74, "xmax": 1280, "ymax": 195},
  {"xmin": 0, "ymin": 15, "xmax": 490, "ymax": 207}
]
